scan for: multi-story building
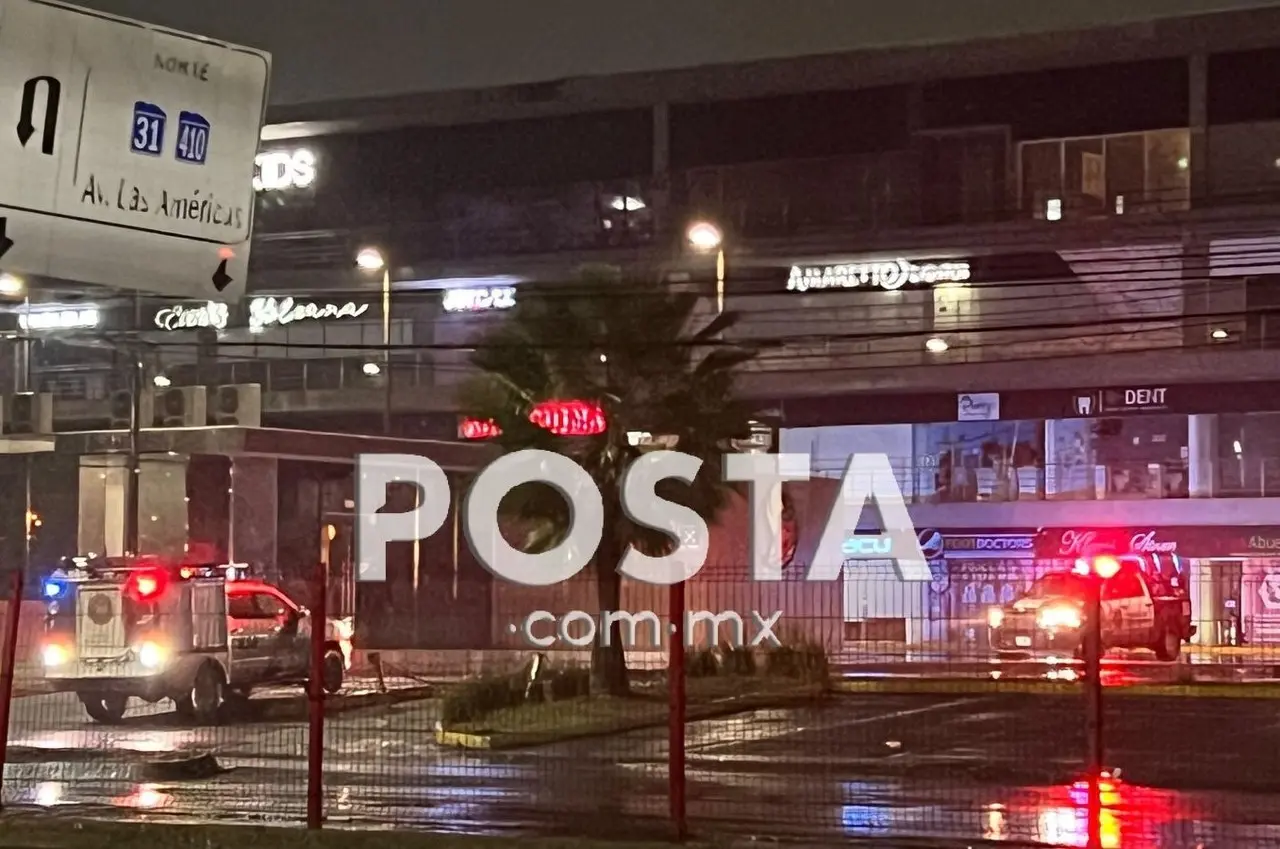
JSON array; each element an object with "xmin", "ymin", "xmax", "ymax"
[{"xmin": 8, "ymin": 6, "xmax": 1280, "ymax": 649}]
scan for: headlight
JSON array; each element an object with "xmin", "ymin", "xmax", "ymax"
[
  {"xmin": 137, "ymin": 641, "xmax": 167, "ymax": 669},
  {"xmin": 42, "ymin": 643, "xmax": 70, "ymax": 667},
  {"xmin": 987, "ymin": 607, "xmax": 1004, "ymax": 628},
  {"xmin": 1037, "ymin": 605, "xmax": 1082, "ymax": 630}
]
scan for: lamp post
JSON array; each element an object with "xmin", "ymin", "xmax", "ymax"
[
  {"xmin": 356, "ymin": 247, "xmax": 392, "ymax": 434},
  {"xmin": 686, "ymin": 221, "xmax": 725, "ymax": 315}
]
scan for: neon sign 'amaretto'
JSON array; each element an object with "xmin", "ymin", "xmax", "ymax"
[{"xmin": 787, "ymin": 260, "xmax": 971, "ymax": 292}]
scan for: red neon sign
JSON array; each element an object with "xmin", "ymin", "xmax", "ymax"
[
  {"xmin": 459, "ymin": 418, "xmax": 502, "ymax": 440},
  {"xmin": 458, "ymin": 401, "xmax": 607, "ymax": 440},
  {"xmin": 529, "ymin": 400, "xmax": 607, "ymax": 436}
]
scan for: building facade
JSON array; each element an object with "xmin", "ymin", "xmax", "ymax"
[{"xmin": 8, "ymin": 7, "xmax": 1280, "ymax": 649}]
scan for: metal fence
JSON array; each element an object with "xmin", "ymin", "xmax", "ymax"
[{"xmin": 3, "ymin": 568, "xmax": 1280, "ymax": 846}]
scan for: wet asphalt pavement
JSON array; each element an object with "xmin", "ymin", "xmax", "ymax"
[{"xmin": 7, "ymin": 688, "xmax": 1280, "ymax": 846}]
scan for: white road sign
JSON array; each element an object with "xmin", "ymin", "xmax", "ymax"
[{"xmin": 0, "ymin": 0, "xmax": 270, "ymax": 301}]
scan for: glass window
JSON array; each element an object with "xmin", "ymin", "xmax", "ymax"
[
  {"xmin": 1105, "ymin": 134, "xmax": 1145, "ymax": 214},
  {"xmin": 1027, "ymin": 573, "xmax": 1088, "ymax": 599},
  {"xmin": 1146, "ymin": 129, "xmax": 1191, "ymax": 212},
  {"xmin": 1020, "ymin": 141, "xmax": 1062, "ymax": 217},
  {"xmin": 914, "ymin": 420, "xmax": 1044, "ymax": 503},
  {"xmin": 1064, "ymin": 138, "xmax": 1106, "ymax": 217},
  {"xmin": 1104, "ymin": 570, "xmax": 1144, "ymax": 600}
]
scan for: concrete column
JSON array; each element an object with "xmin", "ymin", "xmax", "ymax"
[
  {"xmin": 229, "ymin": 456, "xmax": 278, "ymax": 581},
  {"xmin": 1188, "ymin": 53, "xmax": 1208, "ymax": 203},
  {"xmin": 652, "ymin": 102, "xmax": 670, "ymax": 176},
  {"xmin": 78, "ymin": 453, "xmax": 188, "ymax": 557},
  {"xmin": 1188, "ymin": 414, "xmax": 1218, "ymax": 498}
]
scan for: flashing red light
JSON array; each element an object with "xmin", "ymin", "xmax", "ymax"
[
  {"xmin": 127, "ymin": 569, "xmax": 167, "ymax": 602},
  {"xmin": 1092, "ymin": 555, "xmax": 1122, "ymax": 579},
  {"xmin": 1074, "ymin": 555, "xmax": 1121, "ymax": 579},
  {"xmin": 459, "ymin": 418, "xmax": 502, "ymax": 440},
  {"xmin": 529, "ymin": 400, "xmax": 606, "ymax": 436}
]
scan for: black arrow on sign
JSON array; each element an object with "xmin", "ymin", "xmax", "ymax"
[
  {"xmin": 0, "ymin": 218, "xmax": 13, "ymax": 261},
  {"xmin": 211, "ymin": 259, "xmax": 233, "ymax": 292},
  {"xmin": 17, "ymin": 76, "xmax": 61, "ymax": 155}
]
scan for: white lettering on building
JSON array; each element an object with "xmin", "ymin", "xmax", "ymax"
[
  {"xmin": 442, "ymin": 286, "xmax": 516, "ymax": 313},
  {"xmin": 253, "ymin": 149, "xmax": 317, "ymax": 192},
  {"xmin": 787, "ymin": 260, "xmax": 971, "ymax": 293},
  {"xmin": 1124, "ymin": 388, "xmax": 1167, "ymax": 407},
  {"xmin": 1057, "ymin": 529, "xmax": 1177, "ymax": 558},
  {"xmin": 248, "ymin": 297, "xmax": 370, "ymax": 331},
  {"xmin": 154, "ymin": 302, "xmax": 229, "ymax": 331},
  {"xmin": 19, "ymin": 308, "xmax": 100, "ymax": 331}
]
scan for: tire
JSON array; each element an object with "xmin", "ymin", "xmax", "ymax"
[
  {"xmin": 79, "ymin": 693, "xmax": 128, "ymax": 724},
  {"xmin": 321, "ymin": 649, "xmax": 344, "ymax": 695},
  {"xmin": 174, "ymin": 663, "xmax": 226, "ymax": 724},
  {"xmin": 1154, "ymin": 626, "xmax": 1182, "ymax": 662}
]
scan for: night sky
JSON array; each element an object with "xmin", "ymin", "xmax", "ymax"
[{"xmin": 68, "ymin": 0, "xmax": 1280, "ymax": 105}]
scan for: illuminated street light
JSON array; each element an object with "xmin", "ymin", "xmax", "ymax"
[
  {"xmin": 153, "ymin": 375, "xmax": 172, "ymax": 388},
  {"xmin": 0, "ymin": 273, "xmax": 25, "ymax": 297},
  {"xmin": 355, "ymin": 247, "xmax": 386, "ymax": 271},
  {"xmin": 362, "ymin": 362, "xmax": 381, "ymax": 376},
  {"xmin": 925, "ymin": 337, "xmax": 950, "ymax": 354},
  {"xmin": 1211, "ymin": 328, "xmax": 1229, "ymax": 340},
  {"xmin": 686, "ymin": 221, "xmax": 723, "ymax": 252}
]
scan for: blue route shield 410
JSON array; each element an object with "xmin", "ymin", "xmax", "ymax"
[
  {"xmin": 130, "ymin": 101, "xmax": 167, "ymax": 156},
  {"xmin": 175, "ymin": 111, "xmax": 211, "ymax": 165}
]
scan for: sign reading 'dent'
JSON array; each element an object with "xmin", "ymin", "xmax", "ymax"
[{"xmin": 0, "ymin": 0, "xmax": 270, "ymax": 302}]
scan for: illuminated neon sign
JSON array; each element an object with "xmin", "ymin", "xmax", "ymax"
[
  {"xmin": 787, "ymin": 260, "xmax": 971, "ymax": 293},
  {"xmin": 442, "ymin": 287, "xmax": 516, "ymax": 313},
  {"xmin": 254, "ymin": 149, "xmax": 316, "ymax": 192},
  {"xmin": 458, "ymin": 400, "xmax": 608, "ymax": 440}
]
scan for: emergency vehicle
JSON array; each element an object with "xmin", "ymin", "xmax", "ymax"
[
  {"xmin": 987, "ymin": 555, "xmax": 1195, "ymax": 661},
  {"xmin": 40, "ymin": 555, "xmax": 348, "ymax": 724}
]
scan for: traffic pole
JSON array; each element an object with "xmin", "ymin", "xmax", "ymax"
[
  {"xmin": 1084, "ymin": 574, "xmax": 1104, "ymax": 849},
  {"xmin": 0, "ymin": 570, "xmax": 26, "ymax": 810},
  {"xmin": 668, "ymin": 580, "xmax": 687, "ymax": 842},
  {"xmin": 306, "ymin": 561, "xmax": 328, "ymax": 830}
]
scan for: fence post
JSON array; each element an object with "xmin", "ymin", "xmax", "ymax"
[
  {"xmin": 0, "ymin": 570, "xmax": 26, "ymax": 810},
  {"xmin": 668, "ymin": 580, "xmax": 687, "ymax": 842},
  {"xmin": 306, "ymin": 562, "xmax": 328, "ymax": 830},
  {"xmin": 1083, "ymin": 573, "xmax": 1104, "ymax": 849}
]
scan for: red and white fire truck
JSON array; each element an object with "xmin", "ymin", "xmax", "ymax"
[{"xmin": 40, "ymin": 555, "xmax": 349, "ymax": 724}]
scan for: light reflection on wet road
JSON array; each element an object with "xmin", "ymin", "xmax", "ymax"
[{"xmin": 7, "ymin": 691, "xmax": 1280, "ymax": 846}]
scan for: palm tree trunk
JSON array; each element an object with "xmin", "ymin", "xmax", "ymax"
[{"xmin": 590, "ymin": 515, "xmax": 630, "ymax": 697}]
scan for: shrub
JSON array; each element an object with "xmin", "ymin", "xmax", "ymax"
[
  {"xmin": 687, "ymin": 648, "xmax": 721, "ymax": 678},
  {"xmin": 719, "ymin": 644, "xmax": 757, "ymax": 676},
  {"xmin": 547, "ymin": 666, "xmax": 591, "ymax": 700},
  {"xmin": 763, "ymin": 639, "xmax": 830, "ymax": 683},
  {"xmin": 440, "ymin": 674, "xmax": 523, "ymax": 725}
]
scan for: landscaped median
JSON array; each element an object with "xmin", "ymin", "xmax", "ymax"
[
  {"xmin": 830, "ymin": 676, "xmax": 1280, "ymax": 699},
  {"xmin": 435, "ymin": 643, "xmax": 830, "ymax": 750}
]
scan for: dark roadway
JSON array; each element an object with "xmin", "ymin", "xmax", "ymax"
[{"xmin": 6, "ymin": 689, "xmax": 1280, "ymax": 846}]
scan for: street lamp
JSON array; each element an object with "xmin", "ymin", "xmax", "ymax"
[
  {"xmin": 356, "ymin": 247, "xmax": 392, "ymax": 433},
  {"xmin": 686, "ymin": 222, "xmax": 726, "ymax": 315}
]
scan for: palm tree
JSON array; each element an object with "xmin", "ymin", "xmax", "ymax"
[{"xmin": 461, "ymin": 271, "xmax": 757, "ymax": 696}]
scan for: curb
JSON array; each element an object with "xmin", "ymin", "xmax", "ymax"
[
  {"xmin": 830, "ymin": 678, "xmax": 1280, "ymax": 698},
  {"xmin": 3, "ymin": 750, "xmax": 223, "ymax": 784},
  {"xmin": 436, "ymin": 688, "xmax": 827, "ymax": 750},
  {"xmin": 253, "ymin": 685, "xmax": 435, "ymax": 722}
]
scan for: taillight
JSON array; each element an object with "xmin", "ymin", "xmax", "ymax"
[{"xmin": 126, "ymin": 570, "xmax": 167, "ymax": 602}]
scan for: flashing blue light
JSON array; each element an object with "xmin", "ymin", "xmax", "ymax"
[{"xmin": 43, "ymin": 580, "xmax": 66, "ymax": 600}]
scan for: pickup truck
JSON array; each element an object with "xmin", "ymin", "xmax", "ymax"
[
  {"xmin": 41, "ymin": 558, "xmax": 349, "ymax": 724},
  {"xmin": 987, "ymin": 560, "xmax": 1194, "ymax": 661}
]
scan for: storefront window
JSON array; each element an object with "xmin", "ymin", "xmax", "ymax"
[
  {"xmin": 914, "ymin": 420, "xmax": 1043, "ymax": 503},
  {"xmin": 1217, "ymin": 411, "xmax": 1280, "ymax": 497},
  {"xmin": 1019, "ymin": 128, "xmax": 1191, "ymax": 220}
]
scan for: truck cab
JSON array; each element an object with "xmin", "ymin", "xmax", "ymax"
[
  {"xmin": 988, "ymin": 556, "xmax": 1194, "ymax": 661},
  {"xmin": 40, "ymin": 555, "xmax": 347, "ymax": 724}
]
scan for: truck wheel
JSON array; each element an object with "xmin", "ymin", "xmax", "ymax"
[
  {"xmin": 175, "ymin": 664, "xmax": 226, "ymax": 724},
  {"xmin": 321, "ymin": 649, "xmax": 344, "ymax": 695},
  {"xmin": 80, "ymin": 693, "xmax": 128, "ymax": 724},
  {"xmin": 1154, "ymin": 626, "xmax": 1182, "ymax": 662}
]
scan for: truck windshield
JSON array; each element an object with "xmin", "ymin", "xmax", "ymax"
[{"xmin": 1025, "ymin": 573, "xmax": 1088, "ymax": 599}]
